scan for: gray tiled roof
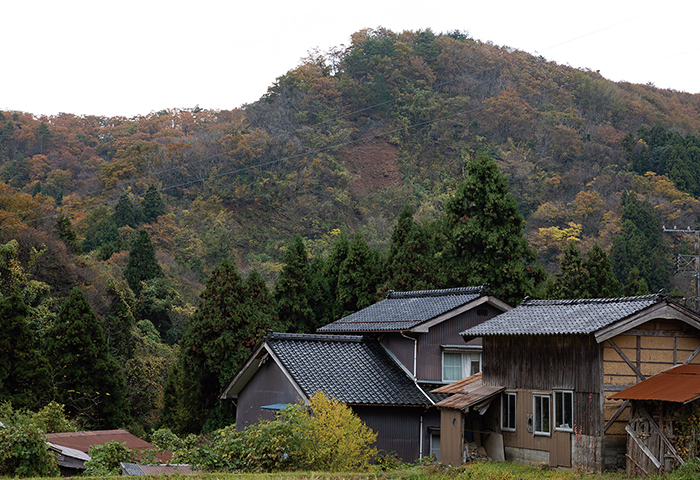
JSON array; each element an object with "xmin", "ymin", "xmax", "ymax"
[
  {"xmin": 318, "ymin": 286, "xmax": 491, "ymax": 332},
  {"xmin": 461, "ymin": 294, "xmax": 664, "ymax": 336},
  {"xmin": 267, "ymin": 333, "xmax": 431, "ymax": 406}
]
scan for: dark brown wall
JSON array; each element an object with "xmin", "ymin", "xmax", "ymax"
[
  {"xmin": 483, "ymin": 334, "xmax": 603, "ymax": 437},
  {"xmin": 235, "ymin": 357, "xmax": 302, "ymax": 430},
  {"xmin": 381, "ymin": 303, "xmax": 503, "ymax": 382},
  {"xmin": 417, "ymin": 303, "xmax": 503, "ymax": 381},
  {"xmin": 353, "ymin": 406, "xmax": 435, "ymax": 462}
]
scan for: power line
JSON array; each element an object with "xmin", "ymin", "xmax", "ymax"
[{"xmin": 0, "ymin": 73, "xmax": 588, "ymax": 232}]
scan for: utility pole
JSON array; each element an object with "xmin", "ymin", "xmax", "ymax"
[{"xmin": 663, "ymin": 226, "xmax": 700, "ymax": 312}]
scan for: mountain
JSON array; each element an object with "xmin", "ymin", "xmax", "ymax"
[{"xmin": 1, "ymin": 27, "xmax": 700, "ymax": 300}]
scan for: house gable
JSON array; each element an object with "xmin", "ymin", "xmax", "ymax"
[{"xmin": 595, "ymin": 301, "xmax": 700, "ymax": 343}]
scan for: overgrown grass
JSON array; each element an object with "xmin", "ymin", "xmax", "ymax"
[
  {"xmin": 18, "ymin": 461, "xmax": 638, "ymax": 480},
  {"xmin": 22, "ymin": 458, "xmax": 700, "ymax": 480}
]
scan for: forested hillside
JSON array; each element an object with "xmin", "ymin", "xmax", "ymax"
[{"xmin": 2, "ymin": 27, "xmax": 700, "ymax": 434}]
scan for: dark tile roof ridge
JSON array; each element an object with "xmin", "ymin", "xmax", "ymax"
[
  {"xmin": 386, "ymin": 285, "xmax": 489, "ymax": 299},
  {"xmin": 267, "ymin": 332, "xmax": 366, "ymax": 343},
  {"xmin": 522, "ymin": 292, "xmax": 665, "ymax": 306}
]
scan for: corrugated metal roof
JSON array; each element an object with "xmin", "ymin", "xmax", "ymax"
[
  {"xmin": 46, "ymin": 430, "xmax": 171, "ymax": 463},
  {"xmin": 609, "ymin": 364, "xmax": 700, "ymax": 403},
  {"xmin": 120, "ymin": 463, "xmax": 196, "ymax": 475},
  {"xmin": 432, "ymin": 373, "xmax": 504, "ymax": 410},
  {"xmin": 319, "ymin": 286, "xmax": 491, "ymax": 332},
  {"xmin": 431, "ymin": 372, "xmax": 482, "ymax": 394},
  {"xmin": 267, "ymin": 333, "xmax": 432, "ymax": 406},
  {"xmin": 462, "ymin": 294, "xmax": 663, "ymax": 337}
]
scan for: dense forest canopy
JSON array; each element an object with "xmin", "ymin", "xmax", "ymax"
[{"xmin": 2, "ymin": 27, "xmax": 700, "ymax": 433}]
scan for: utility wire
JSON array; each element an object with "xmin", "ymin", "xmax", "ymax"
[{"xmin": 0, "ymin": 74, "xmax": 587, "ymax": 232}]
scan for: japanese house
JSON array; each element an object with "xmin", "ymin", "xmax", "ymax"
[
  {"xmin": 222, "ymin": 286, "xmax": 510, "ymax": 461},
  {"xmin": 440, "ymin": 292, "xmax": 700, "ymax": 470}
]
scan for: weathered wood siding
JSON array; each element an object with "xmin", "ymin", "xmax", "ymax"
[
  {"xmin": 483, "ymin": 334, "xmax": 602, "ymax": 393},
  {"xmin": 483, "ymin": 334, "xmax": 602, "ymax": 437},
  {"xmin": 235, "ymin": 358, "xmax": 301, "ymax": 430}
]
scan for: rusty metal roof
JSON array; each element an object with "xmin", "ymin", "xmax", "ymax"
[
  {"xmin": 46, "ymin": 429, "xmax": 171, "ymax": 463},
  {"xmin": 609, "ymin": 364, "xmax": 700, "ymax": 404},
  {"xmin": 431, "ymin": 372, "xmax": 482, "ymax": 394},
  {"xmin": 432, "ymin": 373, "xmax": 504, "ymax": 410}
]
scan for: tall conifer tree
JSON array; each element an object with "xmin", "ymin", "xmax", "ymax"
[
  {"xmin": 174, "ymin": 259, "xmax": 277, "ymax": 432},
  {"xmin": 444, "ymin": 153, "xmax": 537, "ymax": 304},
  {"xmin": 44, "ymin": 288, "xmax": 129, "ymax": 428},
  {"xmin": 610, "ymin": 191, "xmax": 669, "ymax": 292},
  {"xmin": 124, "ymin": 230, "xmax": 163, "ymax": 295},
  {"xmin": 336, "ymin": 233, "xmax": 381, "ymax": 316},
  {"xmin": 583, "ymin": 243, "xmax": 620, "ymax": 298},
  {"xmin": 0, "ymin": 294, "xmax": 53, "ymax": 409},
  {"xmin": 384, "ymin": 205, "xmax": 438, "ymax": 291},
  {"xmin": 274, "ymin": 235, "xmax": 315, "ymax": 332}
]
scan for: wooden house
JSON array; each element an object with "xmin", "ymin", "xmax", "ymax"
[
  {"xmin": 439, "ymin": 292, "xmax": 700, "ymax": 471},
  {"xmin": 222, "ymin": 286, "xmax": 510, "ymax": 461}
]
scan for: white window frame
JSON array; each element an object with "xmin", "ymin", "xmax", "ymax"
[
  {"xmin": 441, "ymin": 351, "xmax": 482, "ymax": 382},
  {"xmin": 533, "ymin": 393, "xmax": 551, "ymax": 436},
  {"xmin": 553, "ymin": 390, "xmax": 574, "ymax": 432},
  {"xmin": 501, "ymin": 391, "xmax": 517, "ymax": 432}
]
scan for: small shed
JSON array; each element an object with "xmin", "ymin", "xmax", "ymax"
[
  {"xmin": 609, "ymin": 364, "xmax": 700, "ymax": 476},
  {"xmin": 432, "ymin": 373, "xmax": 505, "ymax": 466}
]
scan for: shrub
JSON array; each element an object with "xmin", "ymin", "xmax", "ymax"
[
  {"xmin": 291, "ymin": 391, "xmax": 378, "ymax": 471},
  {"xmin": 84, "ymin": 440, "xmax": 134, "ymax": 476},
  {"xmin": 0, "ymin": 424, "xmax": 60, "ymax": 477}
]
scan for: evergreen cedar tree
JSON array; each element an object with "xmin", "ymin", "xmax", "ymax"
[
  {"xmin": 444, "ymin": 153, "xmax": 539, "ymax": 305},
  {"xmin": 124, "ymin": 230, "xmax": 163, "ymax": 296},
  {"xmin": 545, "ymin": 241, "xmax": 620, "ymax": 299},
  {"xmin": 336, "ymin": 232, "xmax": 382, "ymax": 317},
  {"xmin": 44, "ymin": 287, "xmax": 129, "ymax": 429},
  {"xmin": 273, "ymin": 234, "xmax": 315, "ymax": 333},
  {"xmin": 610, "ymin": 191, "xmax": 670, "ymax": 293},
  {"xmin": 142, "ymin": 184, "xmax": 166, "ymax": 223},
  {"xmin": 384, "ymin": 204, "xmax": 439, "ymax": 292},
  {"xmin": 171, "ymin": 258, "xmax": 277, "ymax": 432},
  {"xmin": 324, "ymin": 231, "xmax": 350, "ymax": 321},
  {"xmin": 0, "ymin": 294, "xmax": 53, "ymax": 409}
]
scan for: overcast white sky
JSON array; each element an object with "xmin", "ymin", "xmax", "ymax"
[{"xmin": 1, "ymin": 0, "xmax": 698, "ymax": 118}]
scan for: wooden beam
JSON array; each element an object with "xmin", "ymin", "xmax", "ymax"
[
  {"xmin": 683, "ymin": 344, "xmax": 700, "ymax": 364},
  {"xmin": 604, "ymin": 399, "xmax": 630, "ymax": 433},
  {"xmin": 607, "ymin": 339, "xmax": 646, "ymax": 381},
  {"xmin": 638, "ymin": 404, "xmax": 685, "ymax": 467},
  {"xmin": 625, "ymin": 424, "xmax": 661, "ymax": 470}
]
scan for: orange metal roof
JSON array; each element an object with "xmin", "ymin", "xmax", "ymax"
[{"xmin": 609, "ymin": 364, "xmax": 700, "ymax": 404}]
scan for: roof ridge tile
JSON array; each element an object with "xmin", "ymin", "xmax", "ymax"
[{"xmin": 387, "ymin": 285, "xmax": 489, "ymax": 299}]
